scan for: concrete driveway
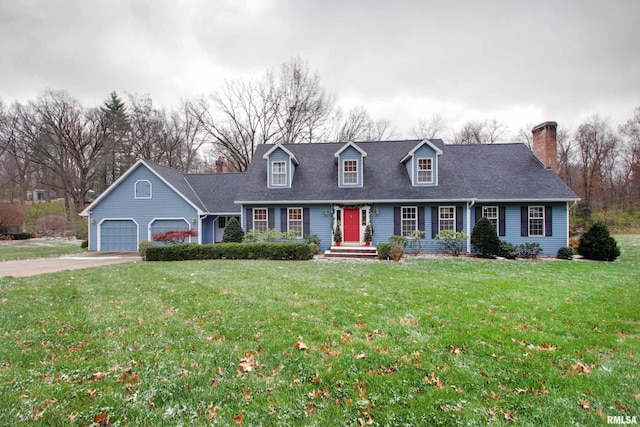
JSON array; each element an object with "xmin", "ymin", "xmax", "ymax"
[{"xmin": 0, "ymin": 252, "xmax": 141, "ymax": 278}]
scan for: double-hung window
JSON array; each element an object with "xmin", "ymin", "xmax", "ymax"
[
  {"xmin": 417, "ymin": 158, "xmax": 433, "ymax": 184},
  {"xmin": 343, "ymin": 160, "xmax": 358, "ymax": 185},
  {"xmin": 401, "ymin": 207, "xmax": 417, "ymax": 236},
  {"xmin": 253, "ymin": 208, "xmax": 268, "ymax": 232},
  {"xmin": 288, "ymin": 208, "xmax": 303, "ymax": 238},
  {"xmin": 271, "ymin": 161, "xmax": 286, "ymax": 186},
  {"xmin": 439, "ymin": 206, "xmax": 455, "ymax": 232},
  {"xmin": 482, "ymin": 206, "xmax": 498, "ymax": 230},
  {"xmin": 528, "ymin": 206, "xmax": 544, "ymax": 236}
]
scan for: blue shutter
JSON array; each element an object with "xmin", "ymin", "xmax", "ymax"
[
  {"xmin": 246, "ymin": 208, "xmax": 253, "ymax": 231},
  {"xmin": 521, "ymin": 206, "xmax": 528, "ymax": 236},
  {"xmin": 431, "ymin": 207, "xmax": 438, "ymax": 238},
  {"xmin": 303, "ymin": 208, "xmax": 310, "ymax": 237},
  {"xmin": 456, "ymin": 206, "xmax": 463, "ymax": 232},
  {"xmin": 394, "ymin": 207, "xmax": 401, "ymax": 236},
  {"xmin": 474, "ymin": 206, "xmax": 482, "ymax": 225},
  {"xmin": 499, "ymin": 206, "xmax": 506, "ymax": 237},
  {"xmin": 268, "ymin": 208, "xmax": 275, "ymax": 229},
  {"xmin": 545, "ymin": 206, "xmax": 553, "ymax": 236},
  {"xmin": 418, "ymin": 207, "xmax": 425, "ymax": 232},
  {"xmin": 281, "ymin": 208, "xmax": 287, "ymax": 232}
]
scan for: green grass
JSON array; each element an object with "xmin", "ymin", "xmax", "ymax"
[
  {"xmin": 0, "ymin": 237, "xmax": 638, "ymax": 426},
  {"xmin": 0, "ymin": 239, "xmax": 84, "ymax": 261}
]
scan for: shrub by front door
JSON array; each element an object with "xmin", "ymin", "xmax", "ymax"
[{"xmin": 343, "ymin": 208, "xmax": 360, "ymax": 243}]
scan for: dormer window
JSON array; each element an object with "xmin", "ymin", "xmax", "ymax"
[
  {"xmin": 271, "ymin": 161, "xmax": 287, "ymax": 186},
  {"xmin": 417, "ymin": 158, "xmax": 433, "ymax": 184},
  {"xmin": 343, "ymin": 160, "xmax": 358, "ymax": 185}
]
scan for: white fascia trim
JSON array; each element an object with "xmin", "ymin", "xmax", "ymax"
[
  {"xmin": 262, "ymin": 143, "xmax": 300, "ymax": 165},
  {"xmin": 80, "ymin": 160, "xmax": 146, "ymax": 216},
  {"xmin": 235, "ymin": 198, "xmax": 476, "ymax": 205},
  {"xmin": 474, "ymin": 198, "xmax": 581, "ymax": 203},
  {"xmin": 334, "ymin": 141, "xmax": 368, "ymax": 158},
  {"xmin": 400, "ymin": 139, "xmax": 443, "ymax": 163}
]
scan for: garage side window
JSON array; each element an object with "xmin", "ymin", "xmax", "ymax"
[{"xmin": 135, "ymin": 180, "xmax": 152, "ymax": 199}]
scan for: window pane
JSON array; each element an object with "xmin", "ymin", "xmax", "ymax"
[
  {"xmin": 254, "ymin": 208, "xmax": 268, "ymax": 232},
  {"xmin": 482, "ymin": 206, "xmax": 498, "ymax": 230},
  {"xmin": 528, "ymin": 206, "xmax": 544, "ymax": 236},
  {"xmin": 417, "ymin": 158, "xmax": 432, "ymax": 183},
  {"xmin": 401, "ymin": 207, "xmax": 417, "ymax": 236},
  {"xmin": 439, "ymin": 206, "xmax": 455, "ymax": 231},
  {"xmin": 344, "ymin": 160, "xmax": 358, "ymax": 184},
  {"xmin": 288, "ymin": 208, "xmax": 303, "ymax": 237},
  {"xmin": 272, "ymin": 161, "xmax": 286, "ymax": 185}
]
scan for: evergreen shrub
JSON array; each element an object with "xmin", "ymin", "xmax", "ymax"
[
  {"xmin": 222, "ymin": 217, "xmax": 244, "ymax": 243},
  {"xmin": 498, "ymin": 241, "xmax": 519, "ymax": 259},
  {"xmin": 557, "ymin": 246, "xmax": 574, "ymax": 260},
  {"xmin": 578, "ymin": 222, "xmax": 620, "ymax": 261},
  {"xmin": 470, "ymin": 217, "xmax": 500, "ymax": 257}
]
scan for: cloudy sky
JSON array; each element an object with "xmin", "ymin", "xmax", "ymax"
[{"xmin": 2, "ymin": 0, "xmax": 639, "ymax": 140}]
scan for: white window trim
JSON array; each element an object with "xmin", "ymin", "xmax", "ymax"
[
  {"xmin": 253, "ymin": 208, "xmax": 268, "ymax": 231},
  {"xmin": 401, "ymin": 206, "xmax": 418, "ymax": 237},
  {"xmin": 439, "ymin": 206, "xmax": 456, "ymax": 232},
  {"xmin": 271, "ymin": 160, "xmax": 287, "ymax": 187},
  {"xmin": 287, "ymin": 207, "xmax": 303, "ymax": 238},
  {"xmin": 482, "ymin": 206, "xmax": 499, "ymax": 231},
  {"xmin": 416, "ymin": 157, "xmax": 433, "ymax": 184},
  {"xmin": 528, "ymin": 206, "xmax": 545, "ymax": 236},
  {"xmin": 342, "ymin": 159, "xmax": 359, "ymax": 186},
  {"xmin": 134, "ymin": 180, "xmax": 152, "ymax": 199}
]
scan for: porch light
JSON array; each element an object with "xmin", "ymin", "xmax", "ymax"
[
  {"xmin": 375, "ymin": 208, "xmax": 379, "ymax": 215},
  {"xmin": 91, "ymin": 219, "xmax": 95, "ymax": 224},
  {"xmin": 191, "ymin": 218, "xmax": 196, "ymax": 224},
  {"xmin": 323, "ymin": 209, "xmax": 328, "ymax": 216}
]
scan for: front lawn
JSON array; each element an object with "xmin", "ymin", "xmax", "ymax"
[
  {"xmin": 0, "ymin": 238, "xmax": 84, "ymax": 261},
  {"xmin": 0, "ymin": 236, "xmax": 638, "ymax": 425}
]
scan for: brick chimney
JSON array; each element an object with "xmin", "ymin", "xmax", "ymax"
[
  {"xmin": 215, "ymin": 156, "xmax": 227, "ymax": 174},
  {"xmin": 531, "ymin": 121, "xmax": 558, "ymax": 173}
]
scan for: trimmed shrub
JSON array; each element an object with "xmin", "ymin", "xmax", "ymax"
[
  {"xmin": 139, "ymin": 240, "xmax": 152, "ymax": 259},
  {"xmin": 518, "ymin": 242, "xmax": 543, "ymax": 259},
  {"xmin": 80, "ymin": 240, "xmax": 88, "ymax": 249},
  {"xmin": 376, "ymin": 243, "xmax": 394, "ymax": 260},
  {"xmin": 471, "ymin": 217, "xmax": 501, "ymax": 257},
  {"xmin": 578, "ymin": 222, "xmax": 620, "ymax": 261},
  {"xmin": 222, "ymin": 217, "xmax": 244, "ymax": 243},
  {"xmin": 305, "ymin": 235, "xmax": 321, "ymax": 254},
  {"xmin": 145, "ymin": 242, "xmax": 315, "ymax": 262},
  {"xmin": 389, "ymin": 235, "xmax": 408, "ymax": 248},
  {"xmin": 498, "ymin": 241, "xmax": 519, "ymax": 260},
  {"xmin": 557, "ymin": 246, "xmax": 574, "ymax": 260}
]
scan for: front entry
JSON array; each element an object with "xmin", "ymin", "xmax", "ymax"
[{"xmin": 343, "ymin": 207, "xmax": 360, "ymax": 243}]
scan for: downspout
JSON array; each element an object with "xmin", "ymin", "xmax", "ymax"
[{"xmin": 467, "ymin": 199, "xmax": 476, "ymax": 253}]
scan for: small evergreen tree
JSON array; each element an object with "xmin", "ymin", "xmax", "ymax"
[
  {"xmin": 578, "ymin": 222, "xmax": 620, "ymax": 261},
  {"xmin": 470, "ymin": 217, "xmax": 501, "ymax": 257},
  {"xmin": 222, "ymin": 217, "xmax": 244, "ymax": 243}
]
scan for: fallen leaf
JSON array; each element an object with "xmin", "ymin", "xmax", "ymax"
[
  {"xmin": 233, "ymin": 412, "xmax": 244, "ymax": 425},
  {"xmin": 91, "ymin": 372, "xmax": 108, "ymax": 382},
  {"xmin": 504, "ymin": 411, "xmax": 517, "ymax": 422},
  {"xmin": 633, "ymin": 393, "xmax": 640, "ymax": 400},
  {"xmin": 449, "ymin": 346, "xmax": 461, "ymax": 356},
  {"xmin": 355, "ymin": 353, "xmax": 367, "ymax": 359},
  {"xmin": 615, "ymin": 401, "xmax": 631, "ymax": 412},
  {"xmin": 238, "ymin": 351, "xmax": 258, "ymax": 375},
  {"xmin": 294, "ymin": 341, "xmax": 308, "ymax": 350},
  {"xmin": 571, "ymin": 362, "xmax": 592, "ymax": 374},
  {"xmin": 93, "ymin": 412, "xmax": 109, "ymax": 425},
  {"xmin": 424, "ymin": 373, "xmax": 444, "ymax": 389},
  {"xmin": 578, "ymin": 399, "xmax": 592, "ymax": 410}
]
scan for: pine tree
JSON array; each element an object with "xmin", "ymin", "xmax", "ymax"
[
  {"xmin": 578, "ymin": 222, "xmax": 620, "ymax": 261},
  {"xmin": 471, "ymin": 217, "xmax": 501, "ymax": 257},
  {"xmin": 222, "ymin": 217, "xmax": 244, "ymax": 243}
]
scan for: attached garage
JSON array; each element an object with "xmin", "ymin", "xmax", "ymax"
[{"xmin": 99, "ymin": 219, "xmax": 138, "ymax": 251}]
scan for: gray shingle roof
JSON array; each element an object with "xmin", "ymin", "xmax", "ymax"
[
  {"xmin": 235, "ymin": 140, "xmax": 579, "ymax": 203},
  {"xmin": 185, "ymin": 173, "xmax": 244, "ymax": 214}
]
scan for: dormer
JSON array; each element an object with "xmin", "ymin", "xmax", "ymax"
[
  {"xmin": 334, "ymin": 142, "xmax": 367, "ymax": 188},
  {"xmin": 401, "ymin": 140, "xmax": 443, "ymax": 186},
  {"xmin": 262, "ymin": 144, "xmax": 299, "ymax": 189}
]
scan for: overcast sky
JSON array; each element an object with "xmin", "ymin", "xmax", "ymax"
[{"xmin": 2, "ymin": 0, "xmax": 639, "ymax": 140}]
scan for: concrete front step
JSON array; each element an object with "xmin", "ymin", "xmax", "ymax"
[{"xmin": 323, "ymin": 245, "xmax": 378, "ymax": 259}]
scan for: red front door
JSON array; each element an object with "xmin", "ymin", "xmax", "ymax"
[{"xmin": 343, "ymin": 208, "xmax": 360, "ymax": 242}]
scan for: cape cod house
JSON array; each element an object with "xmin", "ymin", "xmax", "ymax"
[{"xmin": 81, "ymin": 121, "xmax": 579, "ymax": 254}]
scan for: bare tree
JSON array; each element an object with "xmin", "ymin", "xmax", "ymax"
[
  {"xmin": 619, "ymin": 107, "xmax": 640, "ymax": 207},
  {"xmin": 30, "ymin": 90, "xmax": 109, "ymax": 221},
  {"xmin": 274, "ymin": 57, "xmax": 334, "ymax": 144},
  {"xmin": 412, "ymin": 114, "xmax": 446, "ymax": 139},
  {"xmin": 453, "ymin": 119, "xmax": 507, "ymax": 144},
  {"xmin": 573, "ymin": 115, "xmax": 619, "ymax": 208},
  {"xmin": 328, "ymin": 105, "xmax": 396, "ymax": 142}
]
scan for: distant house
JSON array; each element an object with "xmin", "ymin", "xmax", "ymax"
[{"xmin": 81, "ymin": 122, "xmax": 579, "ymax": 254}]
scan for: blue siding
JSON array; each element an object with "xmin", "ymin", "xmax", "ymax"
[
  {"xmin": 88, "ymin": 164, "xmax": 200, "ymax": 251},
  {"xmin": 338, "ymin": 147, "xmax": 363, "ymax": 187}
]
